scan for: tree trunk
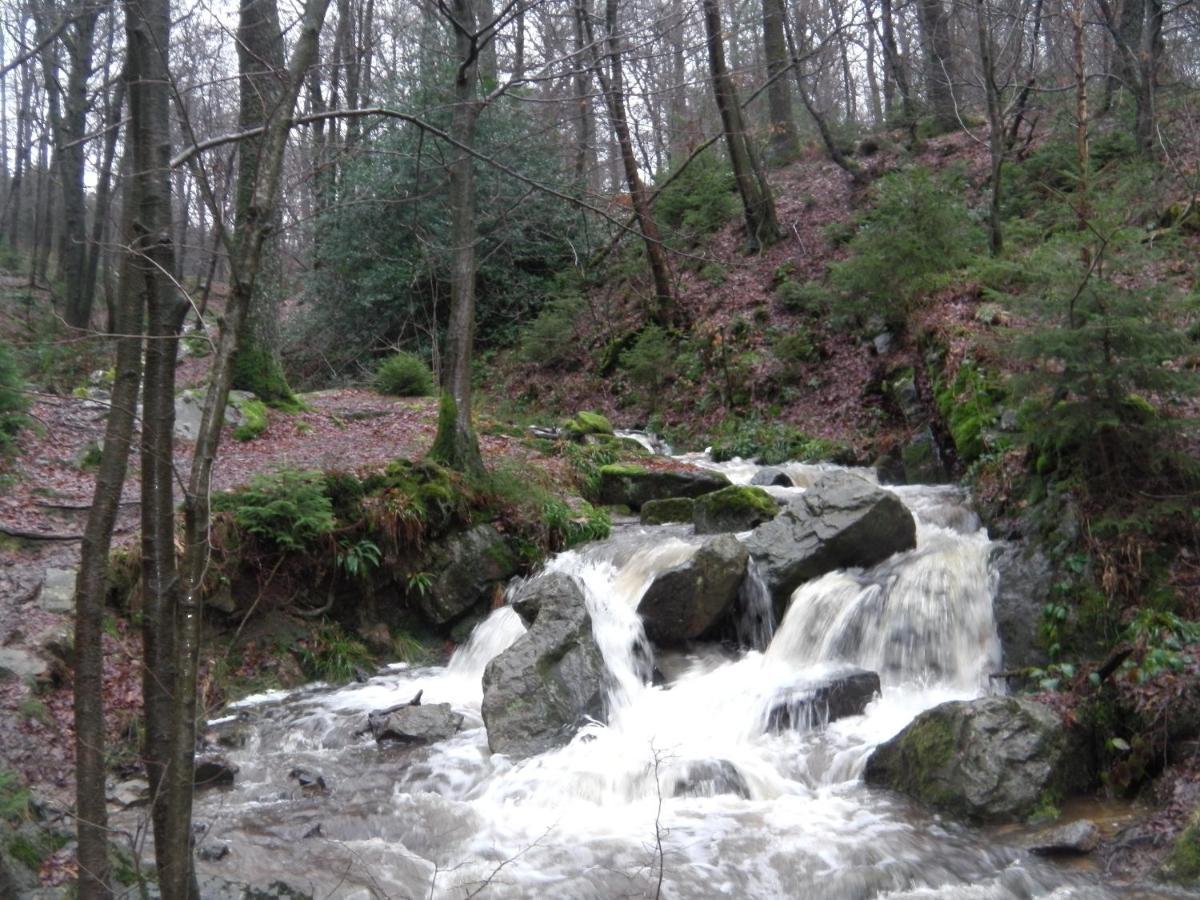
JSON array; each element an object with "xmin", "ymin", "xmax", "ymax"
[
  {"xmin": 73, "ymin": 137, "xmax": 141, "ymax": 900},
  {"xmin": 572, "ymin": 2, "xmax": 596, "ymax": 191},
  {"xmin": 762, "ymin": 0, "xmax": 800, "ymax": 163},
  {"xmin": 975, "ymin": 0, "xmax": 1004, "ymax": 255},
  {"xmin": 230, "ymin": 0, "xmax": 296, "ymax": 408},
  {"xmin": 580, "ymin": 0, "xmax": 676, "ymax": 323},
  {"xmin": 431, "ymin": 0, "xmax": 486, "ymax": 476},
  {"xmin": 702, "ymin": 0, "xmax": 781, "ymax": 251},
  {"xmin": 916, "ymin": 0, "xmax": 957, "ymax": 131},
  {"xmin": 82, "ymin": 26, "xmax": 125, "ymax": 323}
]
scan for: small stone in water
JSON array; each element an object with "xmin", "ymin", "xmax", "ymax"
[
  {"xmin": 302, "ymin": 823, "xmax": 323, "ymax": 839},
  {"xmin": 197, "ymin": 843, "xmax": 230, "ymax": 862},
  {"xmin": 289, "ymin": 768, "xmax": 328, "ymax": 792}
]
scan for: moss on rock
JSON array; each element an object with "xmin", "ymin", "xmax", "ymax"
[
  {"xmin": 233, "ymin": 398, "xmax": 269, "ymax": 441},
  {"xmin": 1164, "ymin": 808, "xmax": 1200, "ymax": 885},
  {"xmin": 693, "ymin": 485, "xmax": 780, "ymax": 534},
  {"xmin": 640, "ymin": 497, "xmax": 695, "ymax": 525}
]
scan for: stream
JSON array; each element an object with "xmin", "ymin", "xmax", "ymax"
[{"xmin": 187, "ymin": 455, "xmax": 1167, "ymax": 899}]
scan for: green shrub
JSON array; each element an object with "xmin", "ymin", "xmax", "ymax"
[
  {"xmin": 775, "ymin": 279, "xmax": 831, "ymax": 316},
  {"xmin": 619, "ymin": 325, "xmax": 673, "ymax": 393},
  {"xmin": 773, "ymin": 328, "xmax": 819, "ymax": 377},
  {"xmin": 296, "ymin": 622, "xmax": 373, "ymax": 683},
  {"xmin": 0, "ymin": 770, "xmax": 30, "ymax": 822},
  {"xmin": 0, "ymin": 341, "xmax": 28, "ymax": 453},
  {"xmin": 655, "ymin": 147, "xmax": 739, "ymax": 243},
  {"xmin": 830, "ymin": 167, "xmax": 982, "ymax": 328},
  {"xmin": 709, "ymin": 418, "xmax": 854, "ymax": 465},
  {"xmin": 213, "ymin": 469, "xmax": 335, "ymax": 552},
  {"xmin": 373, "ymin": 352, "xmax": 434, "ymax": 397},
  {"xmin": 520, "ymin": 293, "xmax": 585, "ymax": 368},
  {"xmin": 933, "ymin": 361, "xmax": 1003, "ymax": 464},
  {"xmin": 232, "ymin": 398, "xmax": 269, "ymax": 441}
]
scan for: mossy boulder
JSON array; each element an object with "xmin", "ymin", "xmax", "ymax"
[
  {"xmin": 693, "ymin": 485, "xmax": 780, "ymax": 534},
  {"xmin": 1163, "ymin": 807, "xmax": 1200, "ymax": 885},
  {"xmin": 420, "ymin": 524, "xmax": 517, "ymax": 625},
  {"xmin": 597, "ymin": 464, "xmax": 730, "ymax": 510},
  {"xmin": 637, "ymin": 534, "xmax": 749, "ymax": 645},
  {"xmin": 864, "ymin": 696, "xmax": 1083, "ymax": 824},
  {"xmin": 640, "ymin": 497, "xmax": 695, "ymax": 525},
  {"xmin": 562, "ymin": 411, "xmax": 614, "ymax": 439}
]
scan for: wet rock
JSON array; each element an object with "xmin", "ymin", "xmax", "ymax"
[
  {"xmin": 884, "ymin": 368, "xmax": 922, "ymax": 424},
  {"xmin": 751, "ymin": 467, "xmax": 794, "ymax": 488},
  {"xmin": 765, "ymin": 668, "xmax": 881, "ymax": 732},
  {"xmin": 288, "ymin": 768, "xmax": 329, "ymax": 792},
  {"xmin": 597, "ymin": 464, "xmax": 730, "ymax": 510},
  {"xmin": 864, "ymin": 696, "xmax": 1082, "ymax": 824},
  {"xmin": 510, "ymin": 572, "xmax": 579, "ymax": 628},
  {"xmin": 745, "ymin": 473, "xmax": 916, "ymax": 615},
  {"xmin": 482, "ymin": 574, "xmax": 606, "ymax": 758},
  {"xmin": 637, "ymin": 535, "xmax": 749, "ymax": 645},
  {"xmin": 108, "ymin": 778, "xmax": 150, "ymax": 808},
  {"xmin": 902, "ymin": 425, "xmax": 949, "ymax": 484},
  {"xmin": 38, "ymin": 567, "xmax": 76, "ymax": 613},
  {"xmin": 205, "ymin": 715, "xmax": 252, "ymax": 750},
  {"xmin": 197, "ymin": 843, "xmax": 230, "ymax": 862},
  {"xmin": 370, "ymin": 703, "xmax": 463, "ymax": 745},
  {"xmin": 874, "ymin": 450, "xmax": 907, "ymax": 486},
  {"xmin": 0, "ymin": 647, "xmax": 49, "ymax": 682},
  {"xmin": 302, "ymin": 823, "xmax": 323, "ymax": 839},
  {"xmin": 639, "ymin": 497, "xmax": 695, "ymax": 526},
  {"xmin": 989, "ymin": 541, "xmax": 1053, "ymax": 670},
  {"xmin": 420, "ymin": 524, "xmax": 517, "ymax": 625},
  {"xmin": 194, "ymin": 754, "xmax": 238, "ymax": 790},
  {"xmin": 1028, "ymin": 819, "xmax": 1101, "ymax": 856},
  {"xmin": 671, "ymin": 760, "xmax": 750, "ymax": 799},
  {"xmin": 693, "ymin": 486, "xmax": 780, "ymax": 534}
]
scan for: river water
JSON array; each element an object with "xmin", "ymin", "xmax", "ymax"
[{"xmin": 189, "ymin": 457, "xmax": 1164, "ymax": 899}]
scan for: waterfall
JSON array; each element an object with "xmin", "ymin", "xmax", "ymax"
[{"xmin": 179, "ymin": 461, "xmax": 1118, "ymax": 900}]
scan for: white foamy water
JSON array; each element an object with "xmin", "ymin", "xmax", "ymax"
[{"xmin": 182, "ymin": 460, "xmax": 1140, "ymax": 899}]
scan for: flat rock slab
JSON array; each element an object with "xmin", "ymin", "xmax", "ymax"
[
  {"xmin": 0, "ymin": 647, "xmax": 49, "ymax": 681},
  {"xmin": 38, "ymin": 568, "xmax": 76, "ymax": 613},
  {"xmin": 371, "ymin": 703, "xmax": 464, "ymax": 745},
  {"xmin": 1028, "ymin": 819, "xmax": 1101, "ymax": 855}
]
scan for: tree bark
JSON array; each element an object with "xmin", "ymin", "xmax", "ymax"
[
  {"xmin": 916, "ymin": 0, "xmax": 957, "ymax": 131},
  {"xmin": 702, "ymin": 0, "xmax": 781, "ymax": 251},
  {"xmin": 762, "ymin": 0, "xmax": 800, "ymax": 163}
]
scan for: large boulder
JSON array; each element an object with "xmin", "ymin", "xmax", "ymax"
[
  {"xmin": 744, "ymin": 473, "xmax": 916, "ymax": 614},
  {"xmin": 640, "ymin": 497, "xmax": 695, "ymax": 526},
  {"xmin": 765, "ymin": 668, "xmax": 881, "ymax": 732},
  {"xmin": 864, "ymin": 696, "xmax": 1081, "ymax": 824},
  {"xmin": 989, "ymin": 541, "xmax": 1053, "ymax": 669},
  {"xmin": 637, "ymin": 535, "xmax": 749, "ymax": 645},
  {"xmin": 597, "ymin": 464, "xmax": 729, "ymax": 510},
  {"xmin": 482, "ymin": 574, "xmax": 606, "ymax": 758},
  {"xmin": 419, "ymin": 524, "xmax": 517, "ymax": 624},
  {"xmin": 693, "ymin": 486, "xmax": 780, "ymax": 534},
  {"xmin": 370, "ymin": 703, "xmax": 463, "ymax": 745}
]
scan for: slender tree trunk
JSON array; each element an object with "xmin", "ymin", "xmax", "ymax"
[
  {"xmin": 431, "ymin": 0, "xmax": 486, "ymax": 475},
  {"xmin": 83, "ymin": 36, "xmax": 125, "ymax": 322},
  {"xmin": 581, "ymin": 0, "xmax": 676, "ymax": 322},
  {"xmin": 73, "ymin": 135, "xmax": 141, "ymax": 900},
  {"xmin": 702, "ymin": 0, "xmax": 781, "ymax": 251},
  {"xmin": 975, "ymin": 0, "xmax": 1004, "ymax": 255},
  {"xmin": 762, "ymin": 0, "xmax": 800, "ymax": 163},
  {"xmin": 572, "ymin": 2, "xmax": 596, "ymax": 191}
]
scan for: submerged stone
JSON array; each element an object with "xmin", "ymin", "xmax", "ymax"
[
  {"xmin": 671, "ymin": 760, "xmax": 750, "ymax": 799},
  {"xmin": 765, "ymin": 668, "xmax": 881, "ymax": 732}
]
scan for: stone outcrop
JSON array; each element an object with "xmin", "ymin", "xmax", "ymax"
[{"xmin": 637, "ymin": 535, "xmax": 749, "ymax": 645}]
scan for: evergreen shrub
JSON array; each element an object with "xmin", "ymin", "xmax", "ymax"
[{"xmin": 373, "ymin": 352, "xmax": 434, "ymax": 397}]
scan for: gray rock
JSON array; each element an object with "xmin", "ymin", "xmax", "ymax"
[
  {"xmin": 482, "ymin": 574, "xmax": 606, "ymax": 758},
  {"xmin": 597, "ymin": 466, "xmax": 730, "ymax": 510},
  {"xmin": 174, "ymin": 389, "xmax": 246, "ymax": 442},
  {"xmin": 885, "ymin": 369, "xmax": 923, "ymax": 424},
  {"xmin": 510, "ymin": 571, "xmax": 578, "ymax": 628},
  {"xmin": 693, "ymin": 486, "xmax": 780, "ymax": 534},
  {"xmin": 744, "ymin": 473, "xmax": 916, "ymax": 615},
  {"xmin": 197, "ymin": 843, "xmax": 230, "ymax": 862},
  {"xmin": 371, "ymin": 703, "xmax": 464, "ymax": 745},
  {"xmin": 873, "ymin": 332, "xmax": 894, "ymax": 355},
  {"xmin": 38, "ymin": 567, "xmax": 77, "ymax": 613},
  {"xmin": 194, "ymin": 754, "xmax": 238, "ymax": 790},
  {"xmin": 1028, "ymin": 819, "xmax": 1101, "ymax": 855},
  {"xmin": 639, "ymin": 497, "xmax": 695, "ymax": 526},
  {"xmin": 108, "ymin": 778, "xmax": 150, "ymax": 808},
  {"xmin": 751, "ymin": 467, "xmax": 794, "ymax": 488},
  {"xmin": 0, "ymin": 648, "xmax": 49, "ymax": 682},
  {"xmin": 864, "ymin": 696, "xmax": 1083, "ymax": 824},
  {"xmin": 989, "ymin": 541, "xmax": 1053, "ymax": 670},
  {"xmin": 420, "ymin": 524, "xmax": 516, "ymax": 625},
  {"xmin": 637, "ymin": 535, "xmax": 749, "ymax": 645},
  {"xmin": 902, "ymin": 425, "xmax": 949, "ymax": 484},
  {"xmin": 670, "ymin": 760, "xmax": 750, "ymax": 799},
  {"xmin": 765, "ymin": 668, "xmax": 881, "ymax": 732}
]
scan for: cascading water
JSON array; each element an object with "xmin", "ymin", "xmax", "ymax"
[{"xmin": 178, "ymin": 458, "xmax": 1159, "ymax": 899}]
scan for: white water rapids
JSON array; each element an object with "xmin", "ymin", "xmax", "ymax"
[{"xmin": 186, "ymin": 460, "xmax": 1145, "ymax": 899}]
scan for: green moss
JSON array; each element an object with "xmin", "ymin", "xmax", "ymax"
[
  {"xmin": 0, "ymin": 770, "xmax": 30, "ymax": 822},
  {"xmin": 231, "ymin": 344, "xmax": 300, "ymax": 411},
  {"xmin": 693, "ymin": 485, "xmax": 779, "ymax": 521},
  {"xmin": 562, "ymin": 411, "xmax": 614, "ymax": 438},
  {"xmin": 232, "ymin": 398, "xmax": 269, "ymax": 441},
  {"xmin": 1165, "ymin": 810, "xmax": 1200, "ymax": 884},
  {"xmin": 640, "ymin": 497, "xmax": 695, "ymax": 525},
  {"xmin": 598, "ymin": 463, "xmax": 647, "ymax": 477}
]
